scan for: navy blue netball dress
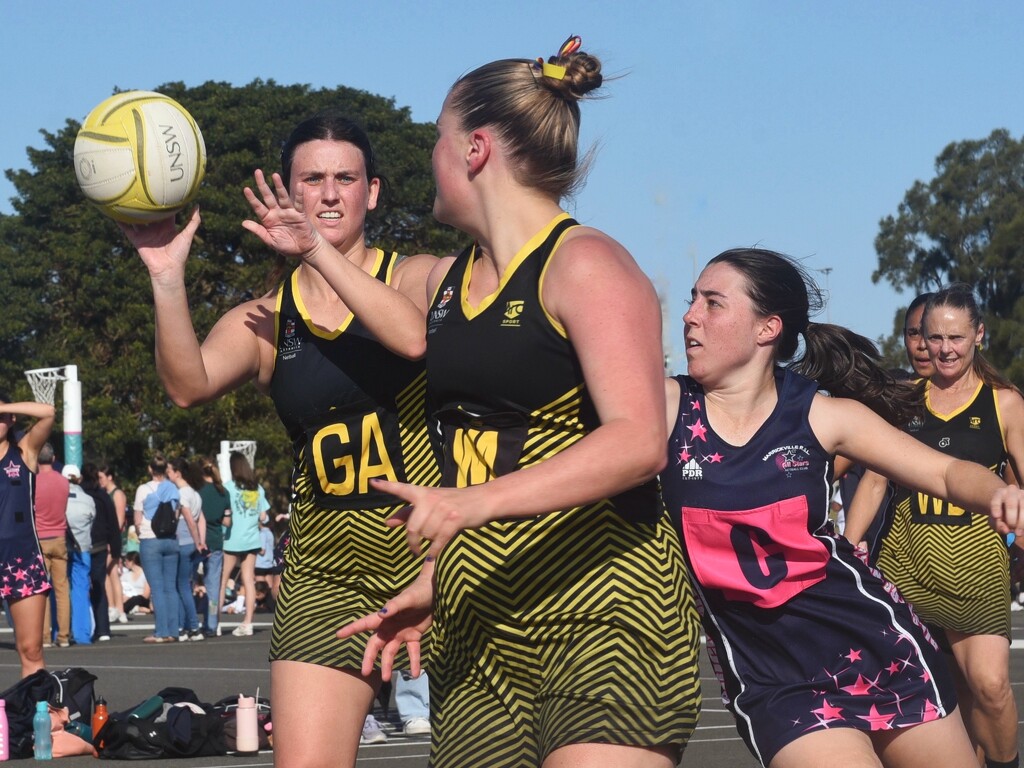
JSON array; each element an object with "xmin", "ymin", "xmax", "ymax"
[
  {"xmin": 660, "ymin": 368, "xmax": 958, "ymax": 766},
  {"xmin": 0, "ymin": 445, "xmax": 51, "ymax": 601}
]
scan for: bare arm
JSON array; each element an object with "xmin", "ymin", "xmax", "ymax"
[
  {"xmin": 120, "ymin": 210, "xmax": 273, "ymax": 407},
  {"xmin": 377, "ymin": 228, "xmax": 667, "ymax": 555},
  {"xmin": 841, "ymin": 469, "xmax": 888, "ymax": 546},
  {"xmin": 241, "ymin": 171, "xmax": 435, "ymax": 359},
  {"xmin": 811, "ymin": 395, "xmax": 1024, "ymax": 535},
  {"xmin": 0, "ymin": 401, "xmax": 55, "ymax": 470},
  {"xmin": 997, "ymin": 387, "xmax": 1024, "ymax": 485}
]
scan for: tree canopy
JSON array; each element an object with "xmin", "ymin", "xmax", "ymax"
[
  {"xmin": 873, "ymin": 129, "xmax": 1024, "ymax": 381},
  {"xmin": 0, "ymin": 79, "xmax": 462, "ymax": 507}
]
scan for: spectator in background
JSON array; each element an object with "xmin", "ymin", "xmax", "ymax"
[
  {"xmin": 97, "ymin": 464, "xmax": 128, "ymax": 624},
  {"xmin": 167, "ymin": 456, "xmax": 206, "ymax": 642},
  {"xmin": 62, "ymin": 464, "xmax": 96, "ymax": 645},
  {"xmin": 119, "ymin": 551, "xmax": 151, "ymax": 615},
  {"xmin": 198, "ymin": 459, "xmax": 229, "ymax": 638},
  {"xmin": 81, "ymin": 462, "xmax": 121, "ymax": 642},
  {"xmin": 254, "ymin": 517, "xmax": 280, "ymax": 606},
  {"xmin": 35, "ymin": 442, "xmax": 70, "ymax": 648},
  {"xmin": 221, "ymin": 452, "xmax": 270, "ymax": 638},
  {"xmin": 134, "ymin": 453, "xmax": 180, "ymax": 644}
]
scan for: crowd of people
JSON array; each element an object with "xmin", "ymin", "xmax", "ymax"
[{"xmin": 1, "ymin": 36, "xmax": 1022, "ymax": 768}]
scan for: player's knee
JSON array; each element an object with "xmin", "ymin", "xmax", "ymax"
[{"xmin": 968, "ymin": 668, "xmax": 1013, "ymax": 711}]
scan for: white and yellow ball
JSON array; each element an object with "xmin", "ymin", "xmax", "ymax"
[{"xmin": 74, "ymin": 90, "xmax": 206, "ymax": 223}]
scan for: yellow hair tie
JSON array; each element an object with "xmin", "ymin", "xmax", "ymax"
[
  {"xmin": 535, "ymin": 58, "xmax": 567, "ymax": 80},
  {"xmin": 533, "ymin": 35, "xmax": 581, "ymax": 81}
]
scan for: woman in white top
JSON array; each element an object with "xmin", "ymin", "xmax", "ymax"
[{"xmin": 168, "ymin": 457, "xmax": 206, "ymax": 641}]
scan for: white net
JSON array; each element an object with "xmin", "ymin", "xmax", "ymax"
[
  {"xmin": 24, "ymin": 367, "xmax": 66, "ymax": 406},
  {"xmin": 226, "ymin": 440, "xmax": 257, "ymax": 469}
]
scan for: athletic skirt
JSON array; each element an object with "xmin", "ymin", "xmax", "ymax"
[
  {"xmin": 268, "ymin": 502, "xmax": 427, "ymax": 670},
  {"xmin": 877, "ymin": 501, "xmax": 1010, "ymax": 638},
  {"xmin": 696, "ymin": 534, "xmax": 958, "ymax": 766},
  {"xmin": 427, "ymin": 504, "xmax": 702, "ymax": 768},
  {"xmin": 0, "ymin": 538, "xmax": 51, "ymax": 601}
]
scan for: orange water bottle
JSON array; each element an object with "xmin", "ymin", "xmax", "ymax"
[{"xmin": 90, "ymin": 698, "xmax": 108, "ymax": 757}]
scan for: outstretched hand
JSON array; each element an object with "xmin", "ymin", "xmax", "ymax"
[
  {"xmin": 118, "ymin": 207, "xmax": 201, "ymax": 282},
  {"xmin": 372, "ymin": 478, "xmax": 492, "ymax": 557},
  {"xmin": 241, "ymin": 169, "xmax": 322, "ymax": 259},
  {"xmin": 991, "ymin": 484, "xmax": 1024, "ymax": 538},
  {"xmin": 336, "ymin": 566, "xmax": 435, "ymax": 680}
]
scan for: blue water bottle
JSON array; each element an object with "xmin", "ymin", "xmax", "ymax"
[{"xmin": 32, "ymin": 701, "xmax": 51, "ymax": 760}]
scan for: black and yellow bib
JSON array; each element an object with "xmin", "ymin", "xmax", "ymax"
[
  {"xmin": 269, "ymin": 250, "xmax": 436, "ymax": 511},
  {"xmin": 894, "ymin": 380, "xmax": 1007, "ymax": 524},
  {"xmin": 879, "ymin": 380, "xmax": 1010, "ymax": 636},
  {"xmin": 426, "ymin": 213, "xmax": 660, "ymax": 521}
]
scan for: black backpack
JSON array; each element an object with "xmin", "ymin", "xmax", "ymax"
[
  {"xmin": 151, "ymin": 499, "xmax": 178, "ymax": 539},
  {"xmin": 0, "ymin": 667, "xmax": 97, "ymax": 758},
  {"xmin": 95, "ymin": 687, "xmax": 228, "ymax": 760}
]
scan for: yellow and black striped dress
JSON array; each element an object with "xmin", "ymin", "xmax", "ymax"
[
  {"xmin": 267, "ymin": 251, "xmax": 438, "ymax": 668},
  {"xmin": 423, "ymin": 214, "xmax": 702, "ymax": 767},
  {"xmin": 879, "ymin": 380, "xmax": 1011, "ymax": 639}
]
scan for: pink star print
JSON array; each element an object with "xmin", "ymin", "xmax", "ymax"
[
  {"xmin": 840, "ymin": 674, "xmax": 880, "ymax": 696},
  {"xmin": 706, "ymin": 452, "xmax": 723, "ymax": 463},
  {"xmin": 688, "ymin": 419, "xmax": 708, "ymax": 442},
  {"xmin": 921, "ymin": 700, "xmax": 941, "ymax": 722},
  {"xmin": 690, "ymin": 399, "xmax": 701, "ymax": 412},
  {"xmin": 857, "ymin": 704, "xmax": 896, "ymax": 731},
  {"xmin": 811, "ymin": 700, "xmax": 844, "ymax": 725},
  {"xmin": 0, "ymin": 584, "xmax": 11, "ymax": 598},
  {"xmin": 886, "ymin": 662, "xmax": 901, "ymax": 675},
  {"xmin": 13, "ymin": 568, "xmax": 28, "ymax": 582},
  {"xmin": 845, "ymin": 648, "xmax": 862, "ymax": 663},
  {"xmin": 678, "ymin": 444, "xmax": 693, "ymax": 463},
  {"xmin": 18, "ymin": 584, "xmax": 34, "ymax": 597}
]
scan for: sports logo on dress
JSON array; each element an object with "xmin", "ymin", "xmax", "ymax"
[
  {"xmin": 907, "ymin": 415, "xmax": 925, "ymax": 431},
  {"xmin": 678, "ymin": 457, "xmax": 703, "ymax": 480},
  {"xmin": 969, "ymin": 416, "xmax": 982, "ymax": 430},
  {"xmin": 939, "ymin": 437, "xmax": 951, "ymax": 448},
  {"xmin": 2, "ymin": 460, "xmax": 20, "ymax": 479},
  {"xmin": 278, "ymin": 318, "xmax": 303, "ymax": 360},
  {"xmin": 438, "ymin": 286, "xmax": 454, "ymax": 308},
  {"xmin": 763, "ymin": 445, "xmax": 812, "ymax": 478},
  {"xmin": 502, "ymin": 300, "xmax": 525, "ymax": 327}
]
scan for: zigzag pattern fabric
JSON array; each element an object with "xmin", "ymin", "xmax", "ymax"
[
  {"xmin": 427, "ymin": 392, "xmax": 702, "ymax": 767},
  {"xmin": 269, "ymin": 372, "xmax": 436, "ymax": 668},
  {"xmin": 880, "ymin": 381, "xmax": 1011, "ymax": 639},
  {"xmin": 877, "ymin": 494, "xmax": 1010, "ymax": 637}
]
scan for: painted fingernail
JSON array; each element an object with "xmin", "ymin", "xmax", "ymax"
[
  {"xmin": 425, "ymin": 556, "xmax": 435, "ymax": 563},
  {"xmin": 378, "ymin": 607, "xmax": 388, "ymax": 615}
]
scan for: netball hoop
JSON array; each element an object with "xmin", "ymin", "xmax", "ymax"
[
  {"xmin": 25, "ymin": 364, "xmax": 83, "ymax": 466},
  {"xmin": 217, "ymin": 439, "xmax": 257, "ymax": 482}
]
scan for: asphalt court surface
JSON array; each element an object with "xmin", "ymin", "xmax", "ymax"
[{"xmin": 3, "ymin": 613, "xmax": 1024, "ymax": 767}]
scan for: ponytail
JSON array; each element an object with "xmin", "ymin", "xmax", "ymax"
[{"xmin": 791, "ymin": 322, "xmax": 924, "ymax": 426}]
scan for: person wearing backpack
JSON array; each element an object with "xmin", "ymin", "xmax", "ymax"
[{"xmin": 133, "ymin": 454, "xmax": 180, "ymax": 643}]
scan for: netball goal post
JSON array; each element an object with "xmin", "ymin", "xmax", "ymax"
[{"xmin": 24, "ymin": 365, "xmax": 82, "ymax": 467}]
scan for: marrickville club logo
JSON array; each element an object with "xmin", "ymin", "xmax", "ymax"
[{"xmin": 763, "ymin": 445, "xmax": 812, "ymax": 478}]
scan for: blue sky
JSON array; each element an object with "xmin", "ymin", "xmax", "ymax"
[{"xmin": 3, "ymin": 2, "xmax": 1023, "ymax": 368}]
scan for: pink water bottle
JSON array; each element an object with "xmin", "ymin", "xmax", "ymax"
[
  {"xmin": 0, "ymin": 698, "xmax": 9, "ymax": 761},
  {"xmin": 235, "ymin": 695, "xmax": 258, "ymax": 756}
]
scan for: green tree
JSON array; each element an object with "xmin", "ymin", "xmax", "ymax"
[
  {"xmin": 0, "ymin": 79, "xmax": 462, "ymax": 508},
  {"xmin": 873, "ymin": 129, "xmax": 1024, "ymax": 383}
]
